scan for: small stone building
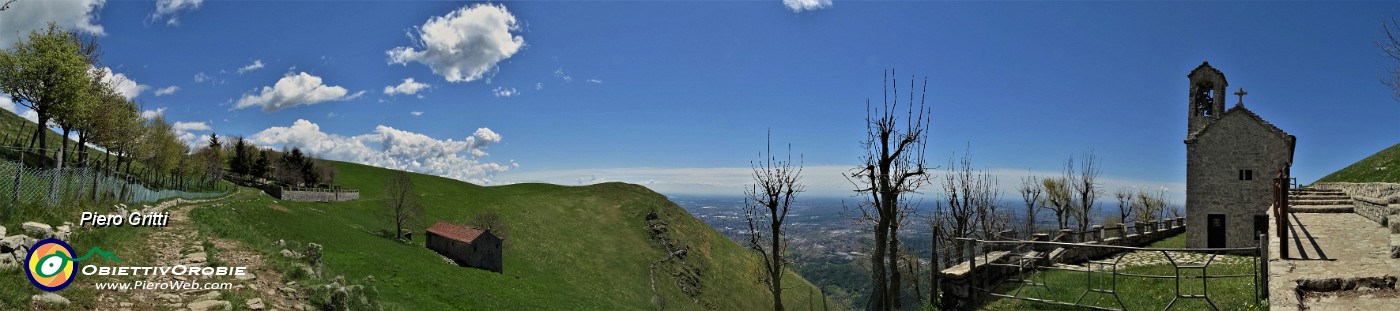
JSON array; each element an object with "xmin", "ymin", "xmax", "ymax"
[
  {"xmin": 426, "ymin": 221, "xmax": 503, "ymax": 273},
  {"xmin": 1183, "ymin": 62, "xmax": 1295, "ymax": 249}
]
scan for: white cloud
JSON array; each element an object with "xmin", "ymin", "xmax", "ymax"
[
  {"xmin": 783, "ymin": 0, "xmax": 832, "ymax": 12},
  {"xmin": 154, "ymin": 85, "xmax": 180, "ymax": 96},
  {"xmin": 194, "ymin": 72, "xmax": 210, "ymax": 83},
  {"xmin": 2, "ymin": 94, "xmax": 40, "ymax": 124},
  {"xmin": 20, "ymin": 109, "xmax": 39, "ymax": 123},
  {"xmin": 0, "ymin": 95, "xmax": 34, "ymax": 123},
  {"xmin": 386, "ymin": 3, "xmax": 525, "ymax": 83},
  {"xmin": 234, "ymin": 72, "xmax": 365, "ymax": 112},
  {"xmin": 96, "ymin": 66, "xmax": 148, "ymax": 99},
  {"xmin": 0, "ymin": 0, "xmax": 105, "ymax": 48},
  {"xmin": 236, "ymin": 59, "xmax": 265, "ymax": 74},
  {"xmin": 0, "ymin": 95, "xmax": 14, "ymax": 113},
  {"xmin": 171, "ymin": 121, "xmax": 212, "ymax": 148},
  {"xmin": 535, "ymin": 82, "xmax": 543, "ymax": 90},
  {"xmin": 141, "ymin": 107, "xmax": 166, "ymax": 119},
  {"xmin": 150, "ymin": 0, "xmax": 204, "ymax": 26},
  {"xmin": 554, "ymin": 68, "xmax": 572, "ymax": 83},
  {"xmin": 492, "ymin": 87, "xmax": 518, "ymax": 97},
  {"xmin": 586, "ymin": 78, "xmax": 602, "ymax": 84},
  {"xmin": 172, "ymin": 121, "xmax": 211, "ymax": 132},
  {"xmin": 383, "ymin": 78, "xmax": 430, "ymax": 95},
  {"xmin": 410, "ymin": 111, "xmax": 424, "ymax": 117},
  {"xmin": 248, "ymin": 119, "xmax": 515, "ymax": 184}
]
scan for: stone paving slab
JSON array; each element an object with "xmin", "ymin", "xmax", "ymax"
[{"xmin": 1268, "ymin": 213, "xmax": 1400, "ymax": 311}]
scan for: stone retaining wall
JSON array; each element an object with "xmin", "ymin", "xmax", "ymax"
[
  {"xmin": 1312, "ymin": 182, "xmax": 1400, "ymax": 202},
  {"xmin": 1047, "ymin": 223, "xmax": 1188, "ymax": 264},
  {"xmin": 1312, "ymin": 182, "xmax": 1400, "ymax": 226},
  {"xmin": 272, "ymin": 188, "xmax": 360, "ymax": 202}
]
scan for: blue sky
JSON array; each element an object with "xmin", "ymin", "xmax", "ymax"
[{"xmin": 2, "ymin": 1, "xmax": 1398, "ymax": 202}]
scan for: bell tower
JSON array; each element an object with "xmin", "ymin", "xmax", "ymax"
[{"xmin": 1187, "ymin": 61, "xmax": 1228, "ymax": 136}]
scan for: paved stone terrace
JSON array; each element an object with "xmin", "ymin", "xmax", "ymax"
[{"xmin": 1267, "ymin": 212, "xmax": 1400, "ymax": 310}]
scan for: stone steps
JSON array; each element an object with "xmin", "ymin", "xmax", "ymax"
[
  {"xmin": 1291, "ymin": 189, "xmax": 1344, "ymax": 195},
  {"xmin": 1289, "ymin": 194, "xmax": 1351, "ymax": 201},
  {"xmin": 1290, "ymin": 205, "xmax": 1355, "ymax": 213},
  {"xmin": 1291, "ymin": 199, "xmax": 1354, "ymax": 206}
]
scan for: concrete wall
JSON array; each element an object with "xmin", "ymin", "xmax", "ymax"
[
  {"xmin": 1186, "ymin": 110, "xmax": 1291, "ymax": 249},
  {"xmin": 273, "ymin": 188, "xmax": 360, "ymax": 202}
]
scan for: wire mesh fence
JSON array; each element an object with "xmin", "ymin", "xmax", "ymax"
[{"xmin": 0, "ymin": 159, "xmax": 230, "ymax": 206}]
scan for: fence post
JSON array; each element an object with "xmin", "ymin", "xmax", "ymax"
[
  {"xmin": 1259, "ymin": 233, "xmax": 1269, "ymax": 300},
  {"xmin": 965, "ymin": 238, "xmax": 978, "ymax": 305},
  {"xmin": 1091, "ymin": 225, "xmax": 1103, "ymax": 242},
  {"xmin": 931, "ymin": 226, "xmax": 940, "ymax": 307}
]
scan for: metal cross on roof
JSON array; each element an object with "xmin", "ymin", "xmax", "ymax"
[{"xmin": 1234, "ymin": 88, "xmax": 1248, "ymax": 104}]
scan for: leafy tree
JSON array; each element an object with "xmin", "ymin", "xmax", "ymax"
[
  {"xmin": 230, "ymin": 137, "xmax": 250, "ymax": 177},
  {"xmin": 54, "ymin": 34, "xmax": 103, "ymax": 169},
  {"xmin": 0, "ymin": 23, "xmax": 91, "ymax": 167},
  {"xmin": 1041, "ymin": 177, "xmax": 1072, "ymax": 230},
  {"xmin": 278, "ymin": 147, "xmax": 307, "ymax": 186},
  {"xmin": 253, "ymin": 149, "xmax": 271, "ymax": 180}
]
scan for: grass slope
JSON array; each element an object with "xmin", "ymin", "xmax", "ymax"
[
  {"xmin": 1316, "ymin": 142, "xmax": 1400, "ymax": 183},
  {"xmin": 192, "ymin": 161, "xmax": 836, "ymax": 310},
  {"xmin": 0, "ymin": 108, "xmax": 109, "ymax": 168}
]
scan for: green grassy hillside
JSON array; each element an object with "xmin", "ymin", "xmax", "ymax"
[
  {"xmin": 0, "ymin": 108, "xmax": 110, "ymax": 168},
  {"xmin": 192, "ymin": 160, "xmax": 836, "ymax": 310},
  {"xmin": 1316, "ymin": 142, "xmax": 1400, "ymax": 183}
]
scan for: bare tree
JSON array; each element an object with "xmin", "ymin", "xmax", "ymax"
[
  {"xmin": 1040, "ymin": 177, "xmax": 1072, "ymax": 230},
  {"xmin": 845, "ymin": 69, "xmax": 933, "ymax": 311},
  {"xmin": 1113, "ymin": 187, "xmax": 1134, "ymax": 226},
  {"xmin": 468, "ymin": 211, "xmax": 509, "ymax": 249},
  {"xmin": 1017, "ymin": 173, "xmax": 1044, "ymax": 238},
  {"xmin": 744, "ymin": 132, "xmax": 804, "ymax": 311},
  {"xmin": 1069, "ymin": 151, "xmax": 1102, "ymax": 233},
  {"xmin": 383, "ymin": 171, "xmax": 421, "ymax": 241},
  {"xmin": 936, "ymin": 148, "xmax": 1006, "ymax": 268},
  {"xmin": 1378, "ymin": 16, "xmax": 1400, "ymax": 105}
]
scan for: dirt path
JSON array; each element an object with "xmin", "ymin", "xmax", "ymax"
[{"xmin": 96, "ymin": 190, "xmax": 312, "ymax": 311}]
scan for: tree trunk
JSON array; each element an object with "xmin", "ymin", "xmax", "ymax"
[
  {"xmin": 770, "ymin": 208, "xmax": 785, "ymax": 311},
  {"xmin": 32, "ymin": 116, "xmax": 47, "ymax": 151},
  {"xmin": 888, "ymin": 221, "xmax": 902, "ymax": 309},
  {"xmin": 76, "ymin": 131, "xmax": 88, "ymax": 168},
  {"xmin": 59, "ymin": 127, "xmax": 71, "ymax": 168},
  {"xmin": 868, "ymin": 218, "xmax": 889, "ymax": 311}
]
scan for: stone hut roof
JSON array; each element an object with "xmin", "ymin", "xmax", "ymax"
[
  {"xmin": 1184, "ymin": 103, "xmax": 1292, "ymax": 144},
  {"xmin": 427, "ymin": 221, "xmax": 486, "ymax": 244}
]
